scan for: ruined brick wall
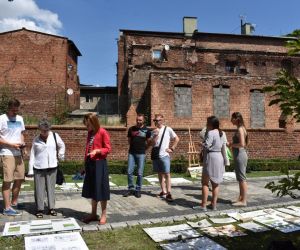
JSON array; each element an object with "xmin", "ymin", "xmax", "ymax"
[
  {"xmin": 0, "ymin": 29, "xmax": 80, "ymax": 118},
  {"xmin": 118, "ymin": 31, "xmax": 300, "ymax": 130},
  {"xmin": 23, "ymin": 126, "xmax": 300, "ymax": 161}
]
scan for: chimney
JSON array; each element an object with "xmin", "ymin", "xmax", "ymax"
[
  {"xmin": 183, "ymin": 17, "xmax": 197, "ymax": 36},
  {"xmin": 241, "ymin": 22, "xmax": 255, "ymax": 35}
]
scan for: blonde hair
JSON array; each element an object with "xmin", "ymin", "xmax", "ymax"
[
  {"xmin": 154, "ymin": 114, "xmax": 164, "ymax": 119},
  {"xmin": 83, "ymin": 113, "xmax": 100, "ymax": 133}
]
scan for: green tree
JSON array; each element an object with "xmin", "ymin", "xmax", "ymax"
[
  {"xmin": 264, "ymin": 30, "xmax": 300, "ymax": 198},
  {"xmin": 0, "ymin": 85, "xmax": 13, "ymax": 115}
]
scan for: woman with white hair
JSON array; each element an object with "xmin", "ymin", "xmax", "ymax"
[{"xmin": 28, "ymin": 119, "xmax": 65, "ymax": 218}]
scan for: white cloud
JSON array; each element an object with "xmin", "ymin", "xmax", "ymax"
[{"xmin": 0, "ymin": 0, "xmax": 62, "ymax": 34}]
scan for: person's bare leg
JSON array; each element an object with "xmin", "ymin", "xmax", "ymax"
[
  {"xmin": 82, "ymin": 199, "xmax": 98, "ymax": 223},
  {"xmin": 239, "ymin": 181, "xmax": 247, "ymax": 204},
  {"xmin": 158, "ymin": 172, "xmax": 166, "ymax": 193},
  {"xmin": 99, "ymin": 200, "xmax": 107, "ymax": 224},
  {"xmin": 11, "ymin": 179, "xmax": 23, "ymax": 205},
  {"xmin": 201, "ymin": 174, "xmax": 210, "ymax": 207},
  {"xmin": 211, "ymin": 181, "xmax": 219, "ymax": 208},
  {"xmin": 2, "ymin": 182, "xmax": 12, "ymax": 209},
  {"xmin": 165, "ymin": 173, "xmax": 172, "ymax": 194}
]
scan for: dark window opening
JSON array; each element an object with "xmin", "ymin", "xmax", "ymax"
[
  {"xmin": 85, "ymin": 95, "xmax": 92, "ymax": 103},
  {"xmin": 225, "ymin": 61, "xmax": 239, "ymax": 73}
]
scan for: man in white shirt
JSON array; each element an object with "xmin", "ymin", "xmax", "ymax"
[
  {"xmin": 0, "ymin": 99, "xmax": 26, "ymax": 216},
  {"xmin": 150, "ymin": 114, "xmax": 179, "ymax": 202}
]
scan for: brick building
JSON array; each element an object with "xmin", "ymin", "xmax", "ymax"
[
  {"xmin": 0, "ymin": 28, "xmax": 81, "ymax": 118},
  {"xmin": 79, "ymin": 84, "xmax": 118, "ymax": 114},
  {"xmin": 117, "ymin": 17, "xmax": 300, "ymax": 129}
]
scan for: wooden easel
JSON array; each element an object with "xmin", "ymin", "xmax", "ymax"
[{"xmin": 187, "ymin": 127, "xmax": 200, "ymax": 168}]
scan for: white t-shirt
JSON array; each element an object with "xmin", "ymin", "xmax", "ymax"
[
  {"xmin": 0, "ymin": 114, "xmax": 25, "ymax": 156},
  {"xmin": 154, "ymin": 126, "xmax": 177, "ymax": 158}
]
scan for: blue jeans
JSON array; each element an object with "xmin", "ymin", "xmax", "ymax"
[{"xmin": 127, "ymin": 153, "xmax": 146, "ymax": 191}]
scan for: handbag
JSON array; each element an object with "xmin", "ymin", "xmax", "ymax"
[
  {"xmin": 53, "ymin": 132, "xmax": 65, "ymax": 185},
  {"xmin": 151, "ymin": 126, "xmax": 167, "ymax": 160}
]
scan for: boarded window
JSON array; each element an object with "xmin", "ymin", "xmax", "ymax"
[
  {"xmin": 213, "ymin": 85, "xmax": 229, "ymax": 118},
  {"xmin": 250, "ymin": 90, "xmax": 265, "ymax": 128},
  {"xmin": 174, "ymin": 86, "xmax": 192, "ymax": 117}
]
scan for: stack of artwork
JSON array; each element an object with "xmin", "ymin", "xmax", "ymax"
[{"xmin": 143, "ymin": 205, "xmax": 300, "ymax": 249}]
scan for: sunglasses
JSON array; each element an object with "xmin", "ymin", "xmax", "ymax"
[{"xmin": 153, "ymin": 119, "xmax": 162, "ymax": 122}]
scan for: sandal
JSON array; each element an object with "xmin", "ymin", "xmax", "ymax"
[
  {"xmin": 48, "ymin": 209, "xmax": 57, "ymax": 216},
  {"xmin": 36, "ymin": 211, "xmax": 44, "ymax": 218}
]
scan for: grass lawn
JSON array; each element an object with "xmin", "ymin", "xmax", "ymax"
[{"xmin": 1, "ymin": 223, "xmax": 300, "ymax": 249}]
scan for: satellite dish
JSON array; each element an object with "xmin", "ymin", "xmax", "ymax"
[
  {"xmin": 67, "ymin": 88, "xmax": 74, "ymax": 96},
  {"xmin": 164, "ymin": 44, "xmax": 170, "ymax": 51}
]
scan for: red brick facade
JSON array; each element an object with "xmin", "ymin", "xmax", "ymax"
[
  {"xmin": 24, "ymin": 126, "xmax": 300, "ymax": 161},
  {"xmin": 117, "ymin": 30, "xmax": 300, "ymax": 130},
  {"xmin": 0, "ymin": 28, "xmax": 81, "ymax": 118}
]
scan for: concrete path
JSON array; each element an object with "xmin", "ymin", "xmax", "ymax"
[{"xmin": 0, "ymin": 176, "xmax": 298, "ymax": 232}]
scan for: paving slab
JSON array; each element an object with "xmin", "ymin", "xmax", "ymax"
[{"xmin": 0, "ymin": 178, "xmax": 298, "ymax": 233}]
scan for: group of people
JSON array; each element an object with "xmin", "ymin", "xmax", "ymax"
[{"xmin": 0, "ymin": 98, "xmax": 248, "ymax": 225}]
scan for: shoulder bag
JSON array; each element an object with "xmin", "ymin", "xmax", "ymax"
[
  {"xmin": 151, "ymin": 126, "xmax": 167, "ymax": 160},
  {"xmin": 53, "ymin": 132, "xmax": 65, "ymax": 185}
]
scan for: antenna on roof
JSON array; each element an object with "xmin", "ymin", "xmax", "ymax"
[{"xmin": 240, "ymin": 15, "xmax": 256, "ymax": 35}]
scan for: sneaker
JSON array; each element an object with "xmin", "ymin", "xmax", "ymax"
[
  {"xmin": 11, "ymin": 203, "xmax": 25, "ymax": 210},
  {"xmin": 166, "ymin": 193, "xmax": 174, "ymax": 202},
  {"xmin": 3, "ymin": 207, "xmax": 21, "ymax": 216},
  {"xmin": 135, "ymin": 190, "xmax": 141, "ymax": 198},
  {"xmin": 207, "ymin": 204, "xmax": 217, "ymax": 211},
  {"xmin": 192, "ymin": 206, "xmax": 207, "ymax": 212},
  {"xmin": 123, "ymin": 190, "xmax": 135, "ymax": 197}
]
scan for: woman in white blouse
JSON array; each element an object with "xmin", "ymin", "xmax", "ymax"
[{"xmin": 28, "ymin": 119, "xmax": 65, "ymax": 218}]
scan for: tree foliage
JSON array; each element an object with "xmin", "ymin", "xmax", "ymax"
[
  {"xmin": 0, "ymin": 85, "xmax": 13, "ymax": 115},
  {"xmin": 264, "ymin": 29, "xmax": 300, "ymax": 198}
]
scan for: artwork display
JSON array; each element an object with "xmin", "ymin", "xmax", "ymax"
[
  {"xmin": 2, "ymin": 218, "xmax": 81, "ymax": 236},
  {"xmin": 201, "ymin": 225, "xmax": 247, "ymax": 237},
  {"xmin": 160, "ymin": 236, "xmax": 227, "ymax": 250},
  {"xmin": 238, "ymin": 222, "xmax": 270, "ymax": 233},
  {"xmin": 209, "ymin": 217, "xmax": 237, "ymax": 224},
  {"xmin": 253, "ymin": 215, "xmax": 300, "ymax": 233},
  {"xmin": 24, "ymin": 232, "xmax": 88, "ymax": 250},
  {"xmin": 187, "ymin": 219, "xmax": 212, "ymax": 229},
  {"xmin": 143, "ymin": 224, "xmax": 201, "ymax": 242}
]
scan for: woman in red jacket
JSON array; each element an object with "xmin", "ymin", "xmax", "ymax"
[{"xmin": 82, "ymin": 113, "xmax": 111, "ymax": 225}]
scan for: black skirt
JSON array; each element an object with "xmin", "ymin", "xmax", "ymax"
[{"xmin": 82, "ymin": 158, "xmax": 110, "ymax": 201}]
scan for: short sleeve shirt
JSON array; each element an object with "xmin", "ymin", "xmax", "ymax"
[
  {"xmin": 153, "ymin": 126, "xmax": 177, "ymax": 158},
  {"xmin": 0, "ymin": 114, "xmax": 25, "ymax": 156},
  {"xmin": 128, "ymin": 126, "xmax": 151, "ymax": 154}
]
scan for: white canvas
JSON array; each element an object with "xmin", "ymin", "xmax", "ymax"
[
  {"xmin": 187, "ymin": 219, "xmax": 212, "ymax": 229},
  {"xmin": 209, "ymin": 217, "xmax": 237, "ymax": 224},
  {"xmin": 238, "ymin": 222, "xmax": 270, "ymax": 233},
  {"xmin": 2, "ymin": 217, "xmax": 81, "ymax": 236},
  {"xmin": 25, "ymin": 232, "xmax": 88, "ymax": 250},
  {"xmin": 143, "ymin": 224, "xmax": 201, "ymax": 242}
]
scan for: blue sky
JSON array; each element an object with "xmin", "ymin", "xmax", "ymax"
[{"xmin": 1, "ymin": 0, "xmax": 300, "ymax": 86}]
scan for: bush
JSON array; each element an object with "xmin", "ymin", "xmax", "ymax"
[{"xmin": 24, "ymin": 158, "xmax": 300, "ymax": 176}]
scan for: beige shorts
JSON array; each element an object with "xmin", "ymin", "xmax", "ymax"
[{"xmin": 0, "ymin": 155, "xmax": 25, "ymax": 182}]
